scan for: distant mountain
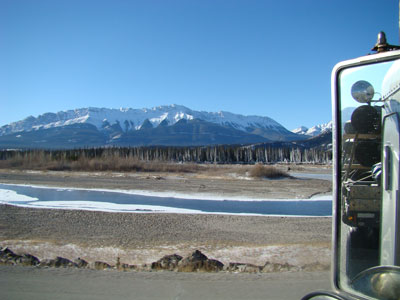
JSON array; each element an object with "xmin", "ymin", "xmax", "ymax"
[
  {"xmin": 292, "ymin": 121, "xmax": 332, "ymax": 137},
  {"xmin": 0, "ymin": 123, "xmax": 107, "ymax": 149},
  {"xmin": 295, "ymin": 130, "xmax": 332, "ymax": 151},
  {"xmin": 292, "ymin": 126, "xmax": 309, "ymax": 135},
  {"xmin": 0, "ymin": 105, "xmax": 305, "ymax": 149},
  {"xmin": 292, "ymin": 106, "xmax": 363, "ymax": 137},
  {"xmin": 110, "ymin": 118, "xmax": 270, "ymax": 146}
]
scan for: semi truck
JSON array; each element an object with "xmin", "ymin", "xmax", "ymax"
[{"xmin": 302, "ymin": 32, "xmax": 400, "ymax": 300}]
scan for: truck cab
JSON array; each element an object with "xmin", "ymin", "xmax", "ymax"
[{"xmin": 303, "ymin": 33, "xmax": 400, "ymax": 300}]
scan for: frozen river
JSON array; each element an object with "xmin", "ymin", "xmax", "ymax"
[
  {"xmin": 0, "ymin": 183, "xmax": 332, "ymax": 217},
  {"xmin": 290, "ymin": 172, "xmax": 332, "ymax": 181}
]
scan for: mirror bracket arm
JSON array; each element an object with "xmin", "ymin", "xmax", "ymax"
[{"xmin": 301, "ymin": 290, "xmax": 352, "ymax": 300}]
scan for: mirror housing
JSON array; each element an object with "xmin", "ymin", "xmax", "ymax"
[{"xmin": 330, "ymin": 49, "xmax": 400, "ymax": 299}]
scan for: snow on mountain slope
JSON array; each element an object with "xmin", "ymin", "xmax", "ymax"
[
  {"xmin": 292, "ymin": 126, "xmax": 309, "ymax": 135},
  {"xmin": 0, "ymin": 104, "xmax": 290, "ymax": 137},
  {"xmin": 292, "ymin": 121, "xmax": 332, "ymax": 137},
  {"xmin": 292, "ymin": 106, "xmax": 361, "ymax": 137}
]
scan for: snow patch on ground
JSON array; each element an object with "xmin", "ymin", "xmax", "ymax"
[
  {"xmin": 0, "ymin": 183, "xmax": 332, "ymax": 202},
  {"xmin": 0, "ymin": 189, "xmax": 38, "ymax": 203},
  {"xmin": 20, "ymin": 200, "xmax": 202, "ymax": 214}
]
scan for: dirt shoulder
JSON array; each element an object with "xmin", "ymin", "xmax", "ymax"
[{"xmin": 0, "ymin": 265, "xmax": 331, "ymax": 300}]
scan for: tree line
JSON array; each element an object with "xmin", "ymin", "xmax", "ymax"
[{"xmin": 0, "ymin": 144, "xmax": 331, "ymax": 165}]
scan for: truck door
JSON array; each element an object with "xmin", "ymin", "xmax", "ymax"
[{"xmin": 381, "ymin": 60, "xmax": 400, "ymax": 266}]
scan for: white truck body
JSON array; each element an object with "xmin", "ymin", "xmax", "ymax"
[{"xmin": 381, "ymin": 59, "xmax": 400, "ymax": 265}]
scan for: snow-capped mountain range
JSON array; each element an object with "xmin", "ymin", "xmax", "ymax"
[
  {"xmin": 1, "ymin": 104, "xmax": 283, "ymax": 134},
  {"xmin": 0, "ymin": 104, "xmax": 330, "ymax": 149},
  {"xmin": 0, "ymin": 104, "xmax": 296, "ymax": 138},
  {"xmin": 291, "ymin": 121, "xmax": 333, "ymax": 137}
]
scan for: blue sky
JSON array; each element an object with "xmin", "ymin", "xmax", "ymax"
[{"xmin": 0, "ymin": 0, "xmax": 398, "ymax": 130}]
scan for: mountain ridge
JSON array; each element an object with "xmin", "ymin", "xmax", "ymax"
[
  {"xmin": 291, "ymin": 121, "xmax": 333, "ymax": 137},
  {"xmin": 0, "ymin": 105, "xmax": 288, "ymax": 133},
  {"xmin": 0, "ymin": 104, "xmax": 300, "ymax": 138},
  {"xmin": 0, "ymin": 105, "xmax": 329, "ymax": 149}
]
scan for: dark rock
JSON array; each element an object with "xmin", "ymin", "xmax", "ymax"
[
  {"xmin": 261, "ymin": 262, "xmax": 299, "ymax": 273},
  {"xmin": 15, "ymin": 254, "xmax": 40, "ymax": 266},
  {"xmin": 0, "ymin": 256, "xmax": 19, "ymax": 265},
  {"xmin": 151, "ymin": 254, "xmax": 183, "ymax": 271},
  {"xmin": 39, "ymin": 257, "xmax": 77, "ymax": 268},
  {"xmin": 74, "ymin": 257, "xmax": 89, "ymax": 268},
  {"xmin": 0, "ymin": 248, "xmax": 38, "ymax": 266},
  {"xmin": 177, "ymin": 250, "xmax": 223, "ymax": 272},
  {"xmin": 54, "ymin": 256, "xmax": 78, "ymax": 268},
  {"xmin": 118, "ymin": 263, "xmax": 137, "ymax": 272},
  {"xmin": 137, "ymin": 264, "xmax": 152, "ymax": 272},
  {"xmin": 227, "ymin": 262, "xmax": 261, "ymax": 273},
  {"xmin": 38, "ymin": 259, "xmax": 54, "ymax": 268},
  {"xmin": 115, "ymin": 257, "xmax": 135, "ymax": 271},
  {"xmin": 93, "ymin": 261, "xmax": 112, "ymax": 270},
  {"xmin": 184, "ymin": 250, "xmax": 208, "ymax": 262},
  {"xmin": 0, "ymin": 247, "xmax": 17, "ymax": 259},
  {"xmin": 0, "ymin": 258, "xmax": 13, "ymax": 265},
  {"xmin": 203, "ymin": 259, "xmax": 224, "ymax": 272}
]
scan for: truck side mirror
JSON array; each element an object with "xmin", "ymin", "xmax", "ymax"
[{"xmin": 331, "ymin": 52, "xmax": 400, "ymax": 299}]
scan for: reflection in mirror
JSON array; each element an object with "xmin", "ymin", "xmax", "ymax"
[
  {"xmin": 351, "ymin": 266, "xmax": 400, "ymax": 300},
  {"xmin": 351, "ymin": 80, "xmax": 375, "ymax": 103},
  {"xmin": 337, "ymin": 59, "xmax": 400, "ymax": 299}
]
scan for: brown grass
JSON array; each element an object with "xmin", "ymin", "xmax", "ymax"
[
  {"xmin": 0, "ymin": 151, "xmax": 311, "ymax": 178},
  {"xmin": 0, "ymin": 154, "xmax": 203, "ymax": 173}
]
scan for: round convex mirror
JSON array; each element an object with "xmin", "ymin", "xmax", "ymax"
[
  {"xmin": 351, "ymin": 80, "xmax": 375, "ymax": 103},
  {"xmin": 351, "ymin": 266, "xmax": 400, "ymax": 300}
]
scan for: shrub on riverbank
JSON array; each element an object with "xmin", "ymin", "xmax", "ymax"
[{"xmin": 249, "ymin": 164, "xmax": 290, "ymax": 179}]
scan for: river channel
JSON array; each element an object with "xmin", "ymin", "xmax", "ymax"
[{"xmin": 0, "ymin": 183, "xmax": 332, "ymax": 217}]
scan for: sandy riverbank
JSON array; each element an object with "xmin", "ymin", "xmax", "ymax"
[
  {"xmin": 0, "ymin": 204, "xmax": 331, "ymax": 268},
  {"xmin": 0, "ymin": 165, "xmax": 332, "ymax": 199}
]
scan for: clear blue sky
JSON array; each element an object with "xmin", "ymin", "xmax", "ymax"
[{"xmin": 0, "ymin": 0, "xmax": 398, "ymax": 130}]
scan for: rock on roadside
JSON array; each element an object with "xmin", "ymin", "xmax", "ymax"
[
  {"xmin": 151, "ymin": 254, "xmax": 183, "ymax": 271},
  {"xmin": 39, "ymin": 256, "xmax": 78, "ymax": 268},
  {"xmin": 177, "ymin": 250, "xmax": 224, "ymax": 272},
  {"xmin": 1, "ymin": 246, "xmax": 329, "ymax": 273},
  {"xmin": 0, "ymin": 247, "xmax": 40, "ymax": 266}
]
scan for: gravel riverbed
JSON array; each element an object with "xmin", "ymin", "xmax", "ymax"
[{"xmin": 0, "ymin": 168, "xmax": 332, "ymax": 268}]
